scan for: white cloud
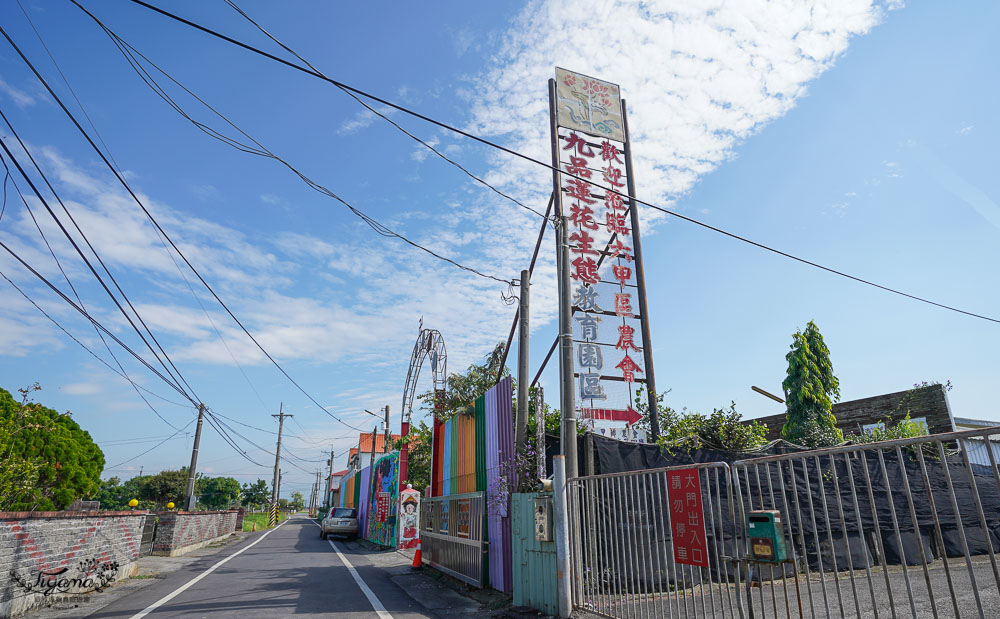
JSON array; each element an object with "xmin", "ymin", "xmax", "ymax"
[
  {"xmin": 451, "ymin": 27, "xmax": 477, "ymax": 56},
  {"xmin": 0, "ymin": 76, "xmax": 37, "ymax": 108},
  {"xmin": 467, "ymin": 0, "xmax": 899, "ymax": 220},
  {"xmin": 957, "ymin": 125, "xmax": 974, "ymax": 135},
  {"xmin": 62, "ymin": 382, "xmax": 102, "ymax": 396},
  {"xmin": 336, "ymin": 105, "xmax": 396, "ymax": 135},
  {"xmin": 411, "ymin": 137, "xmax": 441, "ymax": 162}
]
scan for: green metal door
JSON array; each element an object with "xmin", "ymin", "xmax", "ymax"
[{"xmin": 512, "ymin": 493, "xmax": 558, "ymax": 615}]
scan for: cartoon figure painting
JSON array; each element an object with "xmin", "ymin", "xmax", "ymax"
[{"xmin": 398, "ymin": 484, "xmax": 420, "ymax": 549}]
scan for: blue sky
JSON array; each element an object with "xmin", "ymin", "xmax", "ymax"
[{"xmin": 0, "ymin": 1, "xmax": 997, "ymax": 499}]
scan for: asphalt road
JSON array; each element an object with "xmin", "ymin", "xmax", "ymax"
[{"xmin": 87, "ymin": 515, "xmax": 438, "ymax": 618}]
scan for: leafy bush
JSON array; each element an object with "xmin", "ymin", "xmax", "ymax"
[
  {"xmin": 844, "ymin": 413, "xmax": 928, "ymax": 445},
  {"xmin": 634, "ymin": 389, "xmax": 769, "ymax": 452}
]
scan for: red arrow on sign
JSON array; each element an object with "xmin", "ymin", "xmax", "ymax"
[{"xmin": 580, "ymin": 407, "xmax": 642, "ymax": 425}]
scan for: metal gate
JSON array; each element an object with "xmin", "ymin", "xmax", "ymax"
[
  {"xmin": 139, "ymin": 513, "xmax": 157, "ymax": 556},
  {"xmin": 569, "ymin": 461, "xmax": 746, "ymax": 618},
  {"xmin": 420, "ymin": 491, "xmax": 486, "ymax": 587},
  {"xmin": 731, "ymin": 426, "xmax": 1000, "ymax": 619},
  {"xmin": 569, "ymin": 427, "xmax": 1000, "ymax": 618}
]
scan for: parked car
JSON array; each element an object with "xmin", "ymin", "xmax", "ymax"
[{"xmin": 320, "ymin": 507, "xmax": 358, "ymax": 540}]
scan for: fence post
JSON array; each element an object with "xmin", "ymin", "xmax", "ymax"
[{"xmin": 553, "ymin": 455, "xmax": 572, "ymax": 618}]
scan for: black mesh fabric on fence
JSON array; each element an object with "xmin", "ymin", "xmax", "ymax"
[{"xmin": 588, "ymin": 433, "xmax": 1000, "ymax": 573}]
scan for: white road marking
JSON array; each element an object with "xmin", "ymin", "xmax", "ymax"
[
  {"xmin": 327, "ymin": 538, "xmax": 394, "ymax": 619},
  {"xmin": 128, "ymin": 517, "xmax": 289, "ymax": 619},
  {"xmin": 313, "ymin": 519, "xmax": 393, "ymax": 619}
]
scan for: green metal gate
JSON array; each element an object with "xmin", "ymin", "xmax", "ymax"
[{"xmin": 512, "ymin": 493, "xmax": 558, "ymax": 615}]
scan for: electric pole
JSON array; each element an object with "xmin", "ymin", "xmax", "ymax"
[
  {"xmin": 325, "ymin": 447, "xmax": 334, "ymax": 508},
  {"xmin": 370, "ymin": 425, "xmax": 377, "ymax": 469},
  {"xmin": 384, "ymin": 405, "xmax": 390, "ymax": 453},
  {"xmin": 271, "ymin": 403, "xmax": 290, "ymax": 506},
  {"xmin": 184, "ymin": 403, "xmax": 206, "ymax": 511},
  {"xmin": 312, "ymin": 470, "xmax": 320, "ymax": 515},
  {"xmin": 516, "ymin": 268, "xmax": 530, "ymax": 452}
]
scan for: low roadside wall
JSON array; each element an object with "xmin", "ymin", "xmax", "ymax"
[
  {"xmin": 152, "ymin": 510, "xmax": 238, "ymax": 556},
  {"xmin": 0, "ymin": 510, "xmax": 147, "ymax": 619}
]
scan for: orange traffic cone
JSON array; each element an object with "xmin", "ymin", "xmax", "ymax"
[
  {"xmin": 411, "ymin": 539, "xmax": 422, "ymax": 569},
  {"xmin": 252, "ymin": 522, "xmax": 257, "ymax": 532}
]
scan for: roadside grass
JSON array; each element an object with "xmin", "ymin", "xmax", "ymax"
[{"xmin": 242, "ymin": 511, "xmax": 288, "ymax": 531}]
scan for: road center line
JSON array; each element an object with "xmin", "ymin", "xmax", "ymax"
[
  {"xmin": 128, "ymin": 517, "xmax": 289, "ymax": 619},
  {"xmin": 315, "ymin": 519, "xmax": 393, "ymax": 619}
]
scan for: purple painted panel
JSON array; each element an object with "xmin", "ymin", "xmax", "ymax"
[
  {"xmin": 484, "ymin": 381, "xmax": 501, "ymax": 591},
  {"xmin": 358, "ymin": 465, "xmax": 371, "ymax": 534},
  {"xmin": 495, "ymin": 376, "xmax": 515, "ymax": 592},
  {"xmin": 483, "ymin": 377, "xmax": 514, "ymax": 593}
]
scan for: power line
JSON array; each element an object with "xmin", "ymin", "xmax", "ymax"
[
  {"xmin": 15, "ymin": 0, "xmax": 125, "ymax": 176},
  {"xmin": 20, "ymin": 1, "xmax": 286, "ymax": 420},
  {"xmin": 207, "ymin": 409, "xmax": 314, "ymax": 474},
  {"xmin": 0, "ymin": 108, "xmax": 200, "ymax": 402},
  {"xmin": 0, "ymin": 23, "xmax": 373, "ymax": 432},
  {"xmin": 0, "ymin": 240, "xmax": 198, "ymax": 404},
  {"xmin": 202, "ymin": 409, "xmax": 265, "ymax": 467},
  {"xmin": 104, "ymin": 418, "xmax": 195, "ymax": 470},
  {"xmin": 121, "ymin": 0, "xmax": 1000, "ymax": 325},
  {"xmin": 73, "ymin": 7, "xmax": 510, "ymax": 285},
  {"xmin": 1, "ymin": 139, "xmax": 185, "ymax": 429},
  {"xmin": 223, "ymin": 0, "xmax": 549, "ymax": 221},
  {"xmin": 0, "ymin": 270, "xmax": 191, "ymax": 413}
]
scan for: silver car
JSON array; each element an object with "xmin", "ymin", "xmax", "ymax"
[{"xmin": 320, "ymin": 507, "xmax": 358, "ymax": 539}]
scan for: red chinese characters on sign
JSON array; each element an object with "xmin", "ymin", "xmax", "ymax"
[
  {"xmin": 376, "ymin": 492, "xmax": 391, "ymax": 523},
  {"xmin": 667, "ymin": 469, "xmax": 709, "ymax": 568}
]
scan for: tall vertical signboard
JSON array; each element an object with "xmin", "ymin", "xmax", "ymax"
[{"xmin": 550, "ymin": 67, "xmax": 658, "ymax": 442}]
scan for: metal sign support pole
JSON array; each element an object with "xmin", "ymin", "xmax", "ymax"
[
  {"xmin": 549, "ymin": 78, "xmax": 578, "ymax": 480},
  {"xmin": 621, "ymin": 100, "xmax": 659, "ymax": 441},
  {"xmin": 553, "ymin": 455, "xmax": 572, "ymax": 618}
]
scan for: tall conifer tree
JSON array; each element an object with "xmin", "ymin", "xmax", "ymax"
[{"xmin": 781, "ymin": 321, "xmax": 843, "ymax": 447}]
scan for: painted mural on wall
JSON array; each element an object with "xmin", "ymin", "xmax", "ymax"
[
  {"xmin": 398, "ymin": 484, "xmax": 420, "ymax": 549},
  {"xmin": 365, "ymin": 452, "xmax": 399, "ymax": 547}
]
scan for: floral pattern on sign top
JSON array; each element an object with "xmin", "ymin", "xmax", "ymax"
[{"xmin": 555, "ymin": 67, "xmax": 624, "ymax": 141}]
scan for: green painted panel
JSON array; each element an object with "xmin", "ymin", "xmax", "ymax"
[
  {"xmin": 511, "ymin": 493, "xmax": 558, "ymax": 616},
  {"xmin": 475, "ymin": 397, "xmax": 486, "ymax": 493},
  {"xmin": 353, "ymin": 471, "xmax": 361, "ymax": 507}
]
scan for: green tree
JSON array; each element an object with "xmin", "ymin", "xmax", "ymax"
[
  {"xmin": 1, "ymin": 384, "xmax": 104, "ymax": 510},
  {"xmin": 199, "ymin": 476, "xmax": 241, "ymax": 509},
  {"xmin": 140, "ymin": 468, "xmax": 189, "ymax": 508},
  {"xmin": 90, "ymin": 475, "xmax": 153, "ymax": 510},
  {"xmin": 289, "ymin": 491, "xmax": 304, "ymax": 511},
  {"xmin": 781, "ymin": 321, "xmax": 843, "ymax": 447},
  {"xmin": 396, "ymin": 419, "xmax": 432, "ymax": 492},
  {"xmin": 241, "ymin": 479, "xmax": 271, "ymax": 508},
  {"xmin": 0, "ymin": 385, "xmax": 44, "ymax": 511},
  {"xmin": 417, "ymin": 341, "xmax": 509, "ymax": 419}
]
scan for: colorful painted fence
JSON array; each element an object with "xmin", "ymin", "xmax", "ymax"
[
  {"xmin": 338, "ymin": 453, "xmax": 399, "ymax": 547},
  {"xmin": 430, "ymin": 376, "xmax": 514, "ymax": 593}
]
